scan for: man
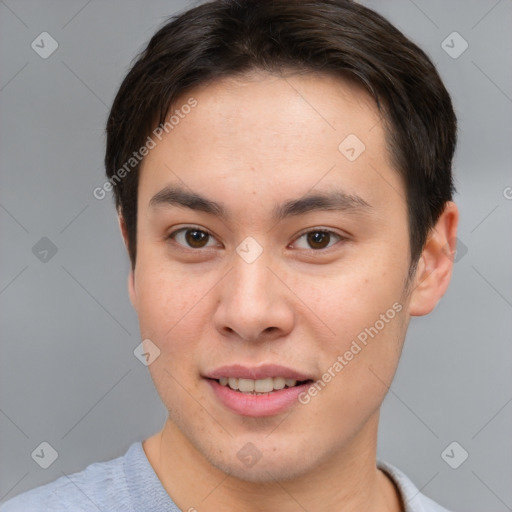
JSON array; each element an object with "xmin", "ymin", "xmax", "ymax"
[{"xmin": 1, "ymin": 0, "xmax": 459, "ymax": 510}]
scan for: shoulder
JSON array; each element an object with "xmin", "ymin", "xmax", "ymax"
[
  {"xmin": 0, "ymin": 443, "xmax": 140, "ymax": 512},
  {"xmin": 378, "ymin": 460, "xmax": 453, "ymax": 512}
]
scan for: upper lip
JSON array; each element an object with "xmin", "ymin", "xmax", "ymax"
[{"xmin": 205, "ymin": 364, "xmax": 314, "ymax": 381}]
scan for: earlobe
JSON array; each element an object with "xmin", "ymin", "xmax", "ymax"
[{"xmin": 409, "ymin": 201, "xmax": 459, "ymax": 316}]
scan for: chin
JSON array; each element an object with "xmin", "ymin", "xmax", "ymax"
[
  {"xmin": 202, "ymin": 443, "xmax": 320, "ymax": 484},
  {"xmin": 213, "ymin": 460, "xmax": 314, "ymax": 484}
]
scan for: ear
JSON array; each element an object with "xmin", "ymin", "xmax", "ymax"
[
  {"xmin": 118, "ymin": 214, "xmax": 137, "ymax": 309},
  {"xmin": 409, "ymin": 201, "xmax": 459, "ymax": 316}
]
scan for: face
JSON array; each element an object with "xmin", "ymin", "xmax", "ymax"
[{"xmin": 128, "ymin": 71, "xmax": 416, "ymax": 482}]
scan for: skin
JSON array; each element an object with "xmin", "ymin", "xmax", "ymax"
[{"xmin": 119, "ymin": 70, "xmax": 458, "ymax": 512}]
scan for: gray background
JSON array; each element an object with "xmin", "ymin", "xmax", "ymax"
[{"xmin": 1, "ymin": 1, "xmax": 511, "ymax": 510}]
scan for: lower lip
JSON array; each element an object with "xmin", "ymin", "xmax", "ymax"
[{"xmin": 206, "ymin": 378, "xmax": 311, "ymax": 417}]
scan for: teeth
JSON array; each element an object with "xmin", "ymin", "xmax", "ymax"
[
  {"xmin": 254, "ymin": 377, "xmax": 273, "ymax": 393},
  {"xmin": 273, "ymin": 377, "xmax": 286, "ymax": 390},
  {"xmin": 238, "ymin": 378, "xmax": 255, "ymax": 392},
  {"xmin": 218, "ymin": 377, "xmax": 300, "ymax": 392}
]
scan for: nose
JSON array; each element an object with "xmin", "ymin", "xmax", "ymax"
[{"xmin": 214, "ymin": 252, "xmax": 295, "ymax": 342}]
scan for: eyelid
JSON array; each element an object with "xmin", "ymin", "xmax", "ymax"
[
  {"xmin": 167, "ymin": 224, "xmax": 213, "ymax": 236},
  {"xmin": 167, "ymin": 225, "xmax": 221, "ymax": 249},
  {"xmin": 290, "ymin": 228, "xmax": 348, "ymax": 251},
  {"xmin": 166, "ymin": 225, "xmax": 349, "ymax": 251}
]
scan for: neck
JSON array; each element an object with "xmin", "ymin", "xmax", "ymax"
[{"xmin": 143, "ymin": 413, "xmax": 403, "ymax": 512}]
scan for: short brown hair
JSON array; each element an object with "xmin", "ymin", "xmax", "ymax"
[{"xmin": 105, "ymin": 0, "xmax": 457, "ymax": 270}]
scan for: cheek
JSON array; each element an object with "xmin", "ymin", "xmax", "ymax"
[
  {"xmin": 289, "ymin": 253, "xmax": 409, "ymax": 411},
  {"xmin": 134, "ymin": 267, "xmax": 213, "ymax": 411},
  {"xmin": 299, "ymin": 258, "xmax": 407, "ymax": 348},
  {"xmin": 134, "ymin": 262, "xmax": 212, "ymax": 353},
  {"xmin": 296, "ymin": 269, "xmax": 408, "ymax": 426}
]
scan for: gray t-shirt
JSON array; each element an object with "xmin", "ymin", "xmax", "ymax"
[{"xmin": 0, "ymin": 442, "xmax": 452, "ymax": 511}]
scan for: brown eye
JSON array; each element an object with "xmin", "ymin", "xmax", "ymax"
[
  {"xmin": 185, "ymin": 229, "xmax": 209, "ymax": 248},
  {"xmin": 292, "ymin": 230, "xmax": 343, "ymax": 250},
  {"xmin": 170, "ymin": 228, "xmax": 216, "ymax": 249},
  {"xmin": 306, "ymin": 231, "xmax": 331, "ymax": 249}
]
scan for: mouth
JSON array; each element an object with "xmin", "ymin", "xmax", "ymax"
[
  {"xmin": 212, "ymin": 376, "xmax": 313, "ymax": 395},
  {"xmin": 204, "ymin": 365, "xmax": 315, "ymax": 417}
]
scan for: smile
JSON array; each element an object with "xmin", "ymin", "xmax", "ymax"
[{"xmin": 216, "ymin": 377, "xmax": 309, "ymax": 394}]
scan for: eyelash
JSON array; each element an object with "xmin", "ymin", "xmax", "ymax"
[{"xmin": 166, "ymin": 226, "xmax": 347, "ymax": 252}]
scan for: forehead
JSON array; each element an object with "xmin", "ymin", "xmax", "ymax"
[
  {"xmin": 138, "ymin": 70, "xmax": 402, "ymax": 215},
  {"xmin": 171, "ymin": 70, "xmax": 383, "ymax": 150}
]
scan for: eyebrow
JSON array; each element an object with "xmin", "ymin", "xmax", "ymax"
[
  {"xmin": 149, "ymin": 186, "xmax": 226, "ymax": 217},
  {"xmin": 149, "ymin": 185, "xmax": 372, "ymax": 221},
  {"xmin": 274, "ymin": 190, "xmax": 372, "ymax": 219}
]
